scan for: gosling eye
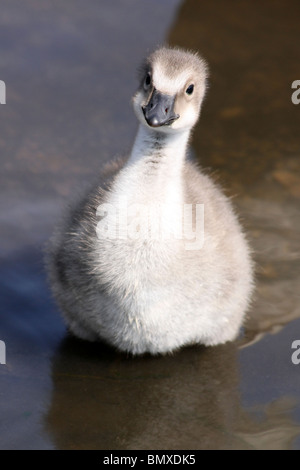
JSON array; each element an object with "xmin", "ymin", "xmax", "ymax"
[
  {"xmin": 144, "ymin": 72, "xmax": 152, "ymax": 90},
  {"xmin": 186, "ymin": 84, "xmax": 194, "ymax": 95}
]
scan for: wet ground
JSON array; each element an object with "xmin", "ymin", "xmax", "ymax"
[{"xmin": 0, "ymin": 0, "xmax": 299, "ymax": 450}]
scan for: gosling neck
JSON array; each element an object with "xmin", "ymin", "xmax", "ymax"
[{"xmin": 128, "ymin": 124, "xmax": 190, "ymax": 170}]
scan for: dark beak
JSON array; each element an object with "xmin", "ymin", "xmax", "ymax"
[{"xmin": 142, "ymin": 89, "xmax": 180, "ymax": 127}]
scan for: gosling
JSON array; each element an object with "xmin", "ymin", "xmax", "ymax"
[{"xmin": 47, "ymin": 46, "xmax": 254, "ymax": 355}]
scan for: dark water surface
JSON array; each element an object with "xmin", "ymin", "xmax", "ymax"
[{"xmin": 0, "ymin": 0, "xmax": 300, "ymax": 450}]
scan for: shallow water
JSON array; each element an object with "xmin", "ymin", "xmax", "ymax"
[{"xmin": 0, "ymin": 0, "xmax": 300, "ymax": 450}]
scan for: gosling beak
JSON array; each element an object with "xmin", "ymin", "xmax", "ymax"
[{"xmin": 142, "ymin": 89, "xmax": 180, "ymax": 127}]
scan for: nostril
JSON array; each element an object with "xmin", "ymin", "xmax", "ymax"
[
  {"xmin": 150, "ymin": 103, "xmax": 153, "ymax": 109},
  {"xmin": 165, "ymin": 108, "xmax": 169, "ymax": 114}
]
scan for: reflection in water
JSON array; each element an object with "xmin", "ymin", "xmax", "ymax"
[
  {"xmin": 47, "ymin": 338, "xmax": 241, "ymax": 449},
  {"xmin": 46, "ymin": 337, "xmax": 300, "ymax": 450}
]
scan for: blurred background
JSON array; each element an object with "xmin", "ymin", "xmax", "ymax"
[{"xmin": 0, "ymin": 0, "xmax": 299, "ymax": 450}]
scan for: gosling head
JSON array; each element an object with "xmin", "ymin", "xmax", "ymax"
[{"xmin": 133, "ymin": 46, "xmax": 208, "ymax": 134}]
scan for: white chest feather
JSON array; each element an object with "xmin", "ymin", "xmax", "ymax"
[{"xmin": 93, "ymin": 126, "xmax": 191, "ymax": 293}]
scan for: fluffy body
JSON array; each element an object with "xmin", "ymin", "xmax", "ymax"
[{"xmin": 47, "ymin": 47, "xmax": 254, "ymax": 355}]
